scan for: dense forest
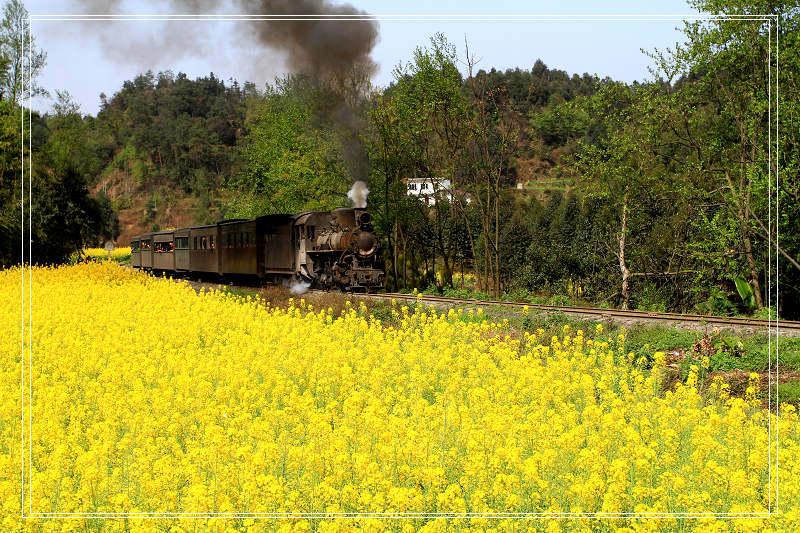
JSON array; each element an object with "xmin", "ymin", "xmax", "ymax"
[{"xmin": 1, "ymin": 0, "xmax": 798, "ymax": 318}]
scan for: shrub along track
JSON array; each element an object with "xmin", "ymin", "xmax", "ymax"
[{"xmin": 358, "ymin": 291, "xmax": 800, "ymax": 338}]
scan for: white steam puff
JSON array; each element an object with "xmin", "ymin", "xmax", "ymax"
[
  {"xmin": 289, "ymin": 278, "xmax": 311, "ymax": 295},
  {"xmin": 347, "ymin": 180, "xmax": 369, "ymax": 208}
]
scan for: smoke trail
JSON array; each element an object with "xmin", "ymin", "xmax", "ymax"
[
  {"xmin": 75, "ymin": 1, "xmax": 378, "ymax": 85},
  {"xmin": 241, "ymin": 0, "xmax": 378, "ymax": 82},
  {"xmin": 347, "ymin": 180, "xmax": 368, "ymax": 208}
]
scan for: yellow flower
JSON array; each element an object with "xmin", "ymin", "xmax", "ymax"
[{"xmin": 0, "ymin": 262, "xmax": 796, "ymax": 530}]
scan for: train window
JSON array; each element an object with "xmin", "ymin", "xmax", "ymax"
[
  {"xmin": 240, "ymin": 232, "xmax": 244, "ymax": 247},
  {"xmin": 307, "ymin": 226, "xmax": 315, "ymax": 240},
  {"xmin": 193, "ymin": 237, "xmax": 197, "ymax": 249},
  {"xmin": 227, "ymin": 234, "xmax": 231, "ymax": 248},
  {"xmin": 210, "ymin": 235, "xmax": 215, "ymax": 249},
  {"xmin": 201, "ymin": 236, "xmax": 207, "ymax": 249},
  {"xmin": 246, "ymin": 232, "xmax": 251, "ymax": 246}
]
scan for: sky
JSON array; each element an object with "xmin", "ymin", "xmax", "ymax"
[{"xmin": 25, "ymin": 0, "xmax": 701, "ymax": 116}]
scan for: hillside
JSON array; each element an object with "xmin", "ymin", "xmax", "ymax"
[{"xmin": 79, "ymin": 61, "xmax": 603, "ymax": 246}]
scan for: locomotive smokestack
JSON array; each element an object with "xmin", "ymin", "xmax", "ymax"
[{"xmin": 347, "ymin": 180, "xmax": 369, "ymax": 209}]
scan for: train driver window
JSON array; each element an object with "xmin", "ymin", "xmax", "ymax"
[{"xmin": 210, "ymin": 235, "xmax": 215, "ymax": 249}]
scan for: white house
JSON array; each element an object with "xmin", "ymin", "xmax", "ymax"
[{"xmin": 403, "ymin": 177, "xmax": 456, "ymax": 205}]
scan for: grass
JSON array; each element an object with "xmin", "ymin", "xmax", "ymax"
[{"xmin": 778, "ymin": 381, "xmax": 800, "ymax": 405}]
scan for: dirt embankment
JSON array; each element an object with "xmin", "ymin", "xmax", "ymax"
[{"xmin": 92, "ymin": 169, "xmax": 201, "ymax": 246}]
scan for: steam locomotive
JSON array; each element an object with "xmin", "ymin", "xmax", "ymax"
[{"xmin": 130, "ymin": 207, "xmax": 384, "ymax": 291}]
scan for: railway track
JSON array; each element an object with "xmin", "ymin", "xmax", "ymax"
[
  {"xmin": 180, "ymin": 278, "xmax": 797, "ymax": 336},
  {"xmin": 353, "ymin": 291, "xmax": 800, "ymax": 336}
]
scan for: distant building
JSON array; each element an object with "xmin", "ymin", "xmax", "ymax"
[{"xmin": 403, "ymin": 177, "xmax": 470, "ymax": 205}]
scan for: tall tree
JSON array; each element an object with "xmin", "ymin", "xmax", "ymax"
[
  {"xmin": 0, "ymin": 0, "xmax": 46, "ymax": 103},
  {"xmin": 647, "ymin": 0, "xmax": 798, "ymax": 311},
  {"xmin": 30, "ymin": 91, "xmax": 109, "ymax": 263},
  {"xmin": 463, "ymin": 42, "xmax": 521, "ymax": 297},
  {"xmin": 369, "ymin": 34, "xmax": 472, "ymax": 289}
]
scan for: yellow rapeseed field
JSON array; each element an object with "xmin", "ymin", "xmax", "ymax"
[
  {"xmin": 1, "ymin": 263, "xmax": 799, "ymax": 532},
  {"xmin": 75, "ymin": 248, "xmax": 132, "ymax": 262}
]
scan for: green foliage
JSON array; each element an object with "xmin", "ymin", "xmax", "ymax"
[
  {"xmin": 0, "ymin": 0, "xmax": 46, "ymax": 103},
  {"xmin": 0, "ymin": 99, "xmax": 20, "ymax": 266},
  {"xmin": 634, "ymin": 282, "xmax": 670, "ymax": 313},
  {"xmin": 734, "ymin": 276, "xmax": 757, "ymax": 310},
  {"xmin": 531, "ymin": 101, "xmax": 590, "ymax": 146},
  {"xmin": 697, "ymin": 286, "xmax": 738, "ymax": 316},
  {"xmin": 368, "ymin": 33, "xmax": 473, "ymax": 291},
  {"xmin": 777, "ymin": 381, "xmax": 800, "ymax": 406},
  {"xmin": 29, "ymin": 92, "xmax": 113, "ymax": 263},
  {"xmin": 226, "ymin": 80, "xmax": 348, "ymax": 217},
  {"xmin": 625, "ymin": 326, "xmax": 697, "ymax": 356},
  {"xmin": 90, "ymin": 70, "xmax": 250, "ymax": 196}
]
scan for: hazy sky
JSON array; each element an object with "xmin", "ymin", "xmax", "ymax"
[{"xmin": 26, "ymin": 0, "xmax": 700, "ymax": 115}]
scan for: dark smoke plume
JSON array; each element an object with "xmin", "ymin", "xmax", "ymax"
[
  {"xmin": 77, "ymin": 0, "xmax": 378, "ymax": 186},
  {"xmin": 241, "ymin": 0, "xmax": 378, "ymax": 82},
  {"xmin": 75, "ymin": 1, "xmax": 378, "ymax": 82}
]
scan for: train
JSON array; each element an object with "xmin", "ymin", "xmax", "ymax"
[{"xmin": 130, "ymin": 207, "xmax": 384, "ymax": 291}]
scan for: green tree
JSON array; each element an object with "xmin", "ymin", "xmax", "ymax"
[
  {"xmin": 226, "ymin": 78, "xmax": 348, "ymax": 218},
  {"xmin": 369, "ymin": 33, "xmax": 472, "ymax": 289},
  {"xmin": 30, "ymin": 91, "xmax": 110, "ymax": 263},
  {"xmin": 646, "ymin": 0, "xmax": 799, "ymax": 313},
  {"xmin": 0, "ymin": 0, "xmax": 46, "ymax": 103},
  {"xmin": 571, "ymin": 83, "xmax": 689, "ymax": 310},
  {"xmin": 0, "ymin": 98, "xmax": 20, "ymax": 266}
]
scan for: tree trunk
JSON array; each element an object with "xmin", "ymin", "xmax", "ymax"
[
  {"xmin": 494, "ymin": 179, "xmax": 500, "ymax": 298},
  {"xmin": 392, "ymin": 221, "xmax": 399, "ymax": 291},
  {"xmin": 741, "ymin": 221, "xmax": 764, "ymax": 309},
  {"xmin": 619, "ymin": 191, "xmax": 631, "ymax": 310}
]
